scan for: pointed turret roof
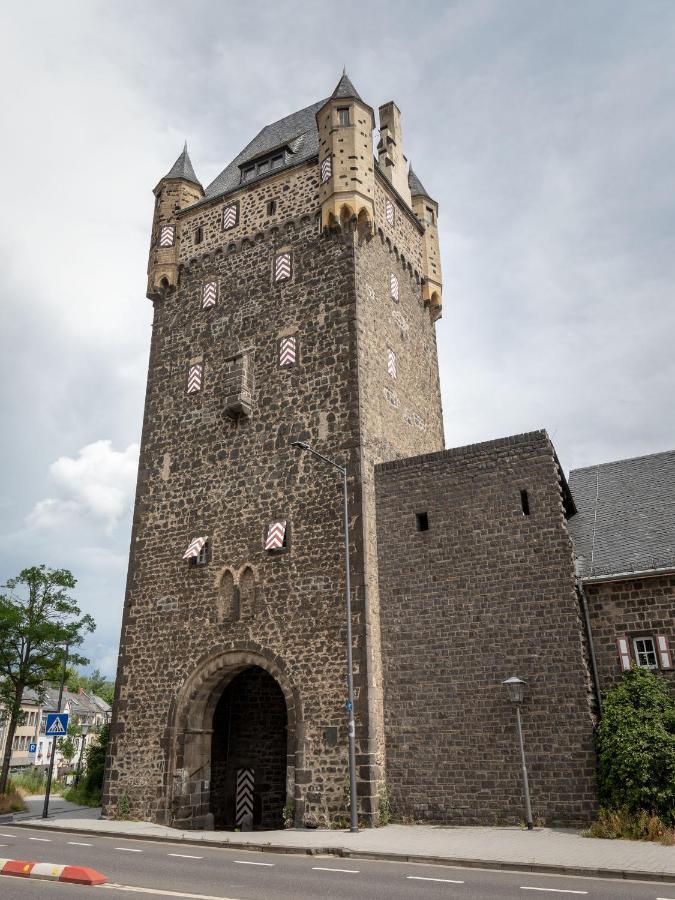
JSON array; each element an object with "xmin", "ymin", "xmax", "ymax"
[
  {"xmin": 163, "ymin": 142, "xmax": 201, "ymax": 187},
  {"xmin": 331, "ymin": 70, "xmax": 363, "ymax": 102},
  {"xmin": 408, "ymin": 165, "xmax": 431, "ymax": 199}
]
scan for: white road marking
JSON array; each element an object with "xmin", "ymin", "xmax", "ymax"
[
  {"xmin": 115, "ymin": 846, "xmax": 143, "ymax": 852},
  {"xmin": 520, "ymin": 889, "xmax": 588, "ymax": 895},
  {"xmin": 656, "ymin": 897, "xmax": 675, "ymax": 899},
  {"xmin": 168, "ymin": 853, "xmax": 204, "ymax": 859},
  {"xmin": 67, "ymin": 841, "xmax": 94, "ymax": 846},
  {"xmin": 406, "ymin": 875, "xmax": 465, "ymax": 884},
  {"xmin": 312, "ymin": 866, "xmax": 360, "ymax": 873},
  {"xmin": 0, "ymin": 834, "xmax": 14, "ymax": 837},
  {"xmin": 233, "ymin": 859, "xmax": 274, "ymax": 867},
  {"xmin": 28, "ymin": 836, "xmax": 51, "ymax": 841},
  {"xmin": 100, "ymin": 884, "xmax": 243, "ymax": 899}
]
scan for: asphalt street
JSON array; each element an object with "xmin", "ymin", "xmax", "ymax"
[{"xmin": 1, "ymin": 824, "xmax": 674, "ymax": 899}]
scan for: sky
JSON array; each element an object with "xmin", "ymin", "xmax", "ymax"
[{"xmin": 1, "ymin": 1, "xmax": 674, "ymax": 677}]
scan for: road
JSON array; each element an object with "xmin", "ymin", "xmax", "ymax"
[{"xmin": 1, "ymin": 823, "xmax": 673, "ymax": 899}]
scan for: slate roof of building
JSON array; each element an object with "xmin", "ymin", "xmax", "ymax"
[
  {"xmin": 568, "ymin": 449, "xmax": 675, "ymax": 578},
  {"xmin": 203, "ymin": 99, "xmax": 327, "ymax": 201},
  {"xmin": 408, "ymin": 165, "xmax": 431, "ymax": 198},
  {"xmin": 164, "ymin": 143, "xmax": 202, "ymax": 187},
  {"xmin": 194, "ymin": 74, "xmax": 432, "ymax": 208}
]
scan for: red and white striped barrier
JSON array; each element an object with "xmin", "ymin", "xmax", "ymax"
[{"xmin": 0, "ymin": 857, "xmax": 107, "ymax": 885}]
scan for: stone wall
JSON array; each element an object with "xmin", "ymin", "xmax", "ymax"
[
  {"xmin": 375, "ymin": 431, "xmax": 598, "ymax": 826},
  {"xmin": 585, "ymin": 574, "xmax": 675, "ymax": 693}
]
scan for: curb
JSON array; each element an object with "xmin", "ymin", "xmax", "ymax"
[
  {"xmin": 9, "ymin": 822, "xmax": 675, "ymax": 885},
  {"xmin": 0, "ymin": 857, "xmax": 107, "ymax": 885}
]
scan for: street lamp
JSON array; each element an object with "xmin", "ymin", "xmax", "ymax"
[
  {"xmin": 291, "ymin": 440, "xmax": 358, "ymax": 833},
  {"xmin": 502, "ymin": 676, "xmax": 533, "ymax": 830}
]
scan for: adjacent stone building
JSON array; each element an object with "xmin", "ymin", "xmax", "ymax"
[{"xmin": 103, "ymin": 73, "xmax": 673, "ymax": 830}]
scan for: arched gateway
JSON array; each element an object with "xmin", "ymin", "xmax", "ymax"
[{"xmin": 166, "ymin": 648, "xmax": 302, "ymax": 830}]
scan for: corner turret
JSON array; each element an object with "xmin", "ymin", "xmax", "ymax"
[
  {"xmin": 147, "ymin": 143, "xmax": 204, "ymax": 301},
  {"xmin": 316, "ymin": 72, "xmax": 375, "ymax": 231},
  {"xmin": 409, "ymin": 166, "xmax": 442, "ymax": 320},
  {"xmin": 377, "ymin": 102, "xmax": 412, "ymax": 208}
]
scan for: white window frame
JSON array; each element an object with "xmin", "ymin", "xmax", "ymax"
[{"xmin": 632, "ymin": 635, "xmax": 659, "ymax": 670}]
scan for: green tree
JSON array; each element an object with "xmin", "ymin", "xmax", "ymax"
[
  {"xmin": 596, "ymin": 667, "xmax": 675, "ymax": 824},
  {"xmin": 66, "ymin": 667, "xmax": 115, "ymax": 706},
  {"xmin": 0, "ymin": 566, "xmax": 95, "ymax": 795},
  {"xmin": 57, "ymin": 718, "xmax": 81, "ymax": 767}
]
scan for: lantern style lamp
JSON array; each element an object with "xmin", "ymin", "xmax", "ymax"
[{"xmin": 502, "ymin": 676, "xmax": 533, "ymax": 830}]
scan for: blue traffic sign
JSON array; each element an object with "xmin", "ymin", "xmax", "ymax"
[
  {"xmin": 45, "ymin": 713, "xmax": 69, "ymax": 736},
  {"xmin": 28, "ymin": 742, "xmax": 37, "ymax": 753}
]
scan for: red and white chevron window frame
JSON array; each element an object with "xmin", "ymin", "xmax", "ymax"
[
  {"xmin": 187, "ymin": 363, "xmax": 203, "ymax": 394},
  {"xmin": 274, "ymin": 251, "xmax": 292, "ymax": 283},
  {"xmin": 387, "ymin": 347, "xmax": 397, "ymax": 379},
  {"xmin": 320, "ymin": 155, "xmax": 332, "ymax": 184},
  {"xmin": 158, "ymin": 224, "xmax": 175, "ymax": 248},
  {"xmin": 278, "ymin": 335, "xmax": 297, "ymax": 367},
  {"xmin": 390, "ymin": 272, "xmax": 399, "ymax": 301},
  {"xmin": 202, "ymin": 281, "xmax": 218, "ymax": 309},
  {"xmin": 222, "ymin": 201, "xmax": 240, "ymax": 231},
  {"xmin": 385, "ymin": 199, "xmax": 395, "ymax": 226},
  {"xmin": 264, "ymin": 520, "xmax": 287, "ymax": 551}
]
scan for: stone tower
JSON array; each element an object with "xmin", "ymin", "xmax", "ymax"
[{"xmin": 104, "ymin": 73, "xmax": 444, "ymax": 828}]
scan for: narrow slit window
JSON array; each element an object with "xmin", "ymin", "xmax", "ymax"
[
  {"xmin": 415, "ymin": 512, "xmax": 429, "ymax": 532},
  {"xmin": 390, "ymin": 272, "xmax": 399, "ymax": 301},
  {"xmin": 520, "ymin": 489, "xmax": 530, "ymax": 516},
  {"xmin": 267, "ymin": 199, "xmax": 277, "ymax": 215},
  {"xmin": 194, "ymin": 225, "xmax": 204, "ymax": 245},
  {"xmin": 321, "ymin": 156, "xmax": 332, "ymax": 184}
]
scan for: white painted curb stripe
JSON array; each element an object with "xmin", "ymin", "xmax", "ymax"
[{"xmin": 30, "ymin": 862, "xmax": 66, "ymax": 880}]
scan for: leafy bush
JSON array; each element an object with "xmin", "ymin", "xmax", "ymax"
[
  {"xmin": 64, "ymin": 723, "xmax": 109, "ymax": 807},
  {"xmin": 596, "ymin": 668, "xmax": 675, "ymax": 825}
]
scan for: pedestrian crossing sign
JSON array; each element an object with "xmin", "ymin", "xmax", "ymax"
[{"xmin": 45, "ymin": 712, "xmax": 69, "ymax": 736}]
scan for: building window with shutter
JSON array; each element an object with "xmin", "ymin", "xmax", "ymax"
[
  {"xmin": 187, "ymin": 363, "xmax": 203, "ymax": 393},
  {"xmin": 390, "ymin": 272, "xmax": 399, "ymax": 301},
  {"xmin": 222, "ymin": 202, "xmax": 240, "ymax": 231},
  {"xmin": 275, "ymin": 251, "xmax": 292, "ymax": 282},
  {"xmin": 321, "ymin": 156, "xmax": 332, "ymax": 184},
  {"xmin": 183, "ymin": 537, "xmax": 208, "ymax": 565},
  {"xmin": 279, "ymin": 335, "xmax": 297, "ymax": 367},
  {"xmin": 386, "ymin": 200, "xmax": 395, "ymax": 226},
  {"xmin": 202, "ymin": 281, "xmax": 218, "ymax": 309},
  {"xmin": 616, "ymin": 635, "xmax": 631, "ymax": 671},
  {"xmin": 264, "ymin": 520, "xmax": 287, "ymax": 551},
  {"xmin": 656, "ymin": 634, "xmax": 673, "ymax": 669},
  {"xmin": 159, "ymin": 225, "xmax": 175, "ymax": 247},
  {"xmin": 387, "ymin": 348, "xmax": 397, "ymax": 379},
  {"xmin": 633, "ymin": 636, "xmax": 659, "ymax": 670}
]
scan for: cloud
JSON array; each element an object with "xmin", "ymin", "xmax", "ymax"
[{"xmin": 27, "ymin": 441, "xmax": 139, "ymax": 533}]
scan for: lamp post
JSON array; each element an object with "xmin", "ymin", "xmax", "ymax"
[
  {"xmin": 292, "ymin": 440, "xmax": 358, "ymax": 833},
  {"xmin": 502, "ymin": 676, "xmax": 533, "ymax": 830}
]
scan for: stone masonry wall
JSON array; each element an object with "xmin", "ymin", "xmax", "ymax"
[
  {"xmin": 105, "ymin": 190, "xmax": 375, "ymax": 825},
  {"xmin": 375, "ymin": 431, "xmax": 597, "ymax": 826},
  {"xmin": 586, "ymin": 574, "xmax": 675, "ymax": 693}
]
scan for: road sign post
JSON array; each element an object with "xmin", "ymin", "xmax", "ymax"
[{"xmin": 42, "ymin": 644, "xmax": 69, "ymax": 820}]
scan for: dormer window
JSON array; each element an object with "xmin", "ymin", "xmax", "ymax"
[
  {"xmin": 240, "ymin": 150, "xmax": 288, "ymax": 183},
  {"xmin": 338, "ymin": 108, "xmax": 350, "ymax": 126}
]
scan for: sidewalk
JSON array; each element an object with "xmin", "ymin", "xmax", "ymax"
[{"xmin": 12, "ymin": 812, "xmax": 675, "ymax": 883}]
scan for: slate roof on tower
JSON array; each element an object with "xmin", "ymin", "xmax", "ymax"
[
  {"xmin": 408, "ymin": 165, "xmax": 432, "ymax": 200},
  {"xmin": 330, "ymin": 71, "xmax": 363, "ymax": 102},
  {"xmin": 203, "ymin": 100, "xmax": 327, "ymax": 201},
  {"xmin": 568, "ymin": 449, "xmax": 675, "ymax": 579},
  {"xmin": 164, "ymin": 143, "xmax": 202, "ymax": 188}
]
